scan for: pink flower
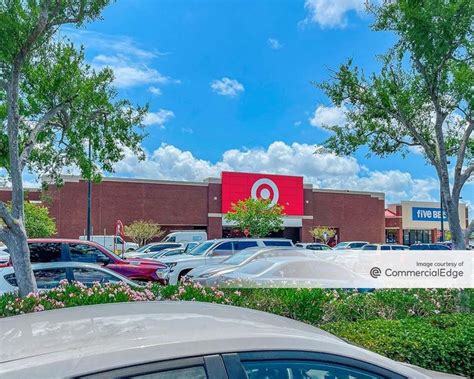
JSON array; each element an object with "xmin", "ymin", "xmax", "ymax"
[
  {"xmin": 34, "ymin": 304, "xmax": 45, "ymax": 312},
  {"xmin": 178, "ymin": 287, "xmax": 186, "ymax": 296},
  {"xmin": 215, "ymin": 290, "xmax": 224, "ymax": 298},
  {"xmin": 26, "ymin": 292, "xmax": 39, "ymax": 299}
]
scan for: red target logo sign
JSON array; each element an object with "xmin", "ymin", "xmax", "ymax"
[
  {"xmin": 250, "ymin": 178, "xmax": 279, "ymax": 206},
  {"xmin": 221, "ymin": 172, "xmax": 304, "ymax": 215}
]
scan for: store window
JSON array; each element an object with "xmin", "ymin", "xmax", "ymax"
[{"xmin": 403, "ymin": 230, "xmax": 431, "ymax": 245}]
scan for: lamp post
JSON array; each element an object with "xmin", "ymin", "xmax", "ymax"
[{"xmin": 86, "ymin": 139, "xmax": 92, "ymax": 241}]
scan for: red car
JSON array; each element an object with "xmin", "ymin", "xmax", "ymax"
[{"xmin": 3, "ymin": 239, "xmax": 169, "ymax": 284}]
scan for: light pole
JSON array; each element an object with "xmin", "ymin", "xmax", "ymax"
[{"xmin": 86, "ymin": 139, "xmax": 92, "ymax": 241}]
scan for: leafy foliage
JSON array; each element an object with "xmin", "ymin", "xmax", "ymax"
[
  {"xmin": 0, "ymin": 0, "xmax": 148, "ymax": 295},
  {"xmin": 124, "ymin": 220, "xmax": 165, "ymax": 246},
  {"xmin": 317, "ymin": 0, "xmax": 473, "ymax": 248},
  {"xmin": 224, "ymin": 197, "xmax": 284, "ymax": 238},
  {"xmin": 309, "ymin": 226, "xmax": 336, "ymax": 243},
  {"xmin": 3, "ymin": 201, "xmax": 56, "ymax": 238},
  {"xmin": 21, "ymin": 201, "xmax": 56, "ymax": 238},
  {"xmin": 322, "ymin": 314, "xmax": 473, "ymax": 377}
]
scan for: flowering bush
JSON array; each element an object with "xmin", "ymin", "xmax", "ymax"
[{"xmin": 0, "ymin": 281, "xmax": 157, "ymax": 317}]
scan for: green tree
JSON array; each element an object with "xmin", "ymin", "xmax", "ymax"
[
  {"xmin": 0, "ymin": 1, "xmax": 148, "ymax": 296},
  {"xmin": 125, "ymin": 220, "xmax": 165, "ymax": 247},
  {"xmin": 22, "ymin": 201, "xmax": 56, "ymax": 238},
  {"xmin": 225, "ymin": 197, "xmax": 284, "ymax": 238},
  {"xmin": 309, "ymin": 226, "xmax": 336, "ymax": 244},
  {"xmin": 316, "ymin": 0, "xmax": 473, "ymax": 249}
]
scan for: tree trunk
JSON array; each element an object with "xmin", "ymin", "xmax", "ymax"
[
  {"xmin": 4, "ymin": 227, "xmax": 36, "ymax": 296},
  {"xmin": 444, "ymin": 196, "xmax": 465, "ymax": 250},
  {"xmin": 4, "ymin": 54, "xmax": 37, "ymax": 295}
]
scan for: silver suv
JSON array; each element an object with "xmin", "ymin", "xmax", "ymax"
[{"xmin": 157, "ymin": 238, "xmax": 293, "ymax": 284}]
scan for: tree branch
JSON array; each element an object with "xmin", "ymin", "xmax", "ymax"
[
  {"xmin": 454, "ymin": 119, "xmax": 474, "ymax": 180},
  {"xmin": 19, "ymin": 102, "xmax": 70, "ymax": 169},
  {"xmin": 0, "ymin": 201, "xmax": 15, "ymax": 230}
]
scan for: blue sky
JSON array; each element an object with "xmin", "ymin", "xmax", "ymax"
[{"xmin": 56, "ymin": 0, "xmax": 472, "ymax": 210}]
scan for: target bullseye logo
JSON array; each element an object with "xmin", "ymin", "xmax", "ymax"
[{"xmin": 251, "ymin": 178, "xmax": 279, "ymax": 207}]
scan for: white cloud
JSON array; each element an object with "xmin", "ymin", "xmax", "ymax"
[
  {"xmin": 210, "ymin": 77, "xmax": 244, "ymax": 97},
  {"xmin": 268, "ymin": 38, "xmax": 283, "ymax": 50},
  {"xmin": 148, "ymin": 86, "xmax": 162, "ymax": 96},
  {"xmin": 309, "ymin": 105, "xmax": 347, "ymax": 128},
  {"xmin": 142, "ymin": 110, "xmax": 175, "ymax": 128},
  {"xmin": 294, "ymin": 121, "xmax": 302, "ymax": 127},
  {"xmin": 91, "ymin": 55, "xmax": 171, "ymax": 88},
  {"xmin": 111, "ymin": 141, "xmax": 444, "ymax": 205},
  {"xmin": 302, "ymin": 0, "xmax": 365, "ymax": 28},
  {"xmin": 64, "ymin": 29, "xmax": 177, "ymax": 89}
]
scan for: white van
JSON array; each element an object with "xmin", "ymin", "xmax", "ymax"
[
  {"xmin": 162, "ymin": 231, "xmax": 207, "ymax": 243},
  {"xmin": 79, "ymin": 235, "xmax": 139, "ymax": 253}
]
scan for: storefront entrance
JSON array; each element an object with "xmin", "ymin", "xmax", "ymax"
[{"xmin": 403, "ymin": 229, "xmax": 431, "ymax": 245}]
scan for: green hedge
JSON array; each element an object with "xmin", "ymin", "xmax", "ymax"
[
  {"xmin": 0, "ymin": 284, "xmax": 472, "ymax": 377},
  {"xmin": 322, "ymin": 314, "xmax": 474, "ymax": 378}
]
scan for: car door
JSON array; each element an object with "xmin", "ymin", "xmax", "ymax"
[
  {"xmin": 77, "ymin": 355, "xmax": 228, "ymax": 379},
  {"xmin": 222, "ymin": 351, "xmax": 405, "ymax": 379}
]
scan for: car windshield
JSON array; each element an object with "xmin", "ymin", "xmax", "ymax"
[
  {"xmin": 188, "ymin": 241, "xmax": 214, "ymax": 256},
  {"xmin": 134, "ymin": 245, "xmax": 150, "ymax": 253}
]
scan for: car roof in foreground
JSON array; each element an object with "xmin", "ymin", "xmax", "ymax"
[{"xmin": 0, "ymin": 301, "xmax": 424, "ymax": 378}]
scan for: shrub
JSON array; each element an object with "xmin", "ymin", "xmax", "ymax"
[{"xmin": 322, "ymin": 314, "xmax": 474, "ymax": 377}]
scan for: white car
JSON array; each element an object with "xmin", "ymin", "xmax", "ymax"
[
  {"xmin": 216, "ymin": 256, "xmax": 368, "ymax": 288},
  {"xmin": 362, "ymin": 243, "xmax": 409, "ymax": 251},
  {"xmin": 295, "ymin": 242, "xmax": 332, "ymax": 250},
  {"xmin": 333, "ymin": 241, "xmax": 369, "ymax": 250},
  {"xmin": 159, "ymin": 238, "xmax": 294, "ymax": 285},
  {"xmin": 0, "ymin": 262, "xmax": 138, "ymax": 294},
  {"xmin": 161, "ymin": 230, "xmax": 207, "ymax": 243},
  {"xmin": 124, "ymin": 242, "xmax": 184, "ymax": 258},
  {"xmin": 187, "ymin": 247, "xmax": 322, "ymax": 286},
  {"xmin": 79, "ymin": 235, "xmax": 139, "ymax": 253},
  {"xmin": 0, "ymin": 302, "xmax": 461, "ymax": 378}
]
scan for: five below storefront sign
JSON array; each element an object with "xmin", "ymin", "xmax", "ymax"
[
  {"xmin": 412, "ymin": 207, "xmax": 448, "ymax": 222},
  {"xmin": 221, "ymin": 172, "xmax": 304, "ymax": 216}
]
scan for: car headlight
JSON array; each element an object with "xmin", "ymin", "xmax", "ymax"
[{"xmin": 156, "ymin": 267, "xmax": 171, "ymax": 278}]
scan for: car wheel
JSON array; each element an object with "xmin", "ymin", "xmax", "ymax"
[{"xmin": 178, "ymin": 269, "xmax": 192, "ymax": 283}]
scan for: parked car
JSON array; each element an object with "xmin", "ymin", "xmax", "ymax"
[
  {"xmin": 125, "ymin": 242, "xmax": 184, "ymax": 258},
  {"xmin": 0, "ymin": 301, "xmax": 459, "ymax": 378},
  {"xmin": 409, "ymin": 243, "xmax": 451, "ymax": 250},
  {"xmin": 79, "ymin": 235, "xmax": 139, "ymax": 253},
  {"xmin": 161, "ymin": 230, "xmax": 207, "ymax": 243},
  {"xmin": 333, "ymin": 241, "xmax": 368, "ymax": 250},
  {"xmin": 295, "ymin": 242, "xmax": 332, "ymax": 250},
  {"xmin": 362, "ymin": 244, "xmax": 409, "ymax": 251},
  {"xmin": 186, "ymin": 247, "xmax": 322, "ymax": 285},
  {"xmin": 149, "ymin": 247, "xmax": 186, "ymax": 259},
  {"xmin": 215, "ymin": 257, "xmax": 365, "ymax": 288},
  {"xmin": 0, "ymin": 262, "xmax": 139, "ymax": 294},
  {"xmin": 159, "ymin": 238, "xmax": 294, "ymax": 285},
  {"xmin": 3, "ymin": 239, "xmax": 170, "ymax": 284}
]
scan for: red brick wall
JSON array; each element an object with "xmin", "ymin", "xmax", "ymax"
[
  {"xmin": 309, "ymin": 191, "xmax": 385, "ymax": 243},
  {"xmin": 1, "ymin": 180, "xmax": 386, "ymax": 244},
  {"xmin": 45, "ymin": 180, "xmax": 209, "ymax": 238}
]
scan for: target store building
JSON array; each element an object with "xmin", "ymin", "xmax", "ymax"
[{"xmin": 0, "ymin": 171, "xmax": 386, "ymax": 243}]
